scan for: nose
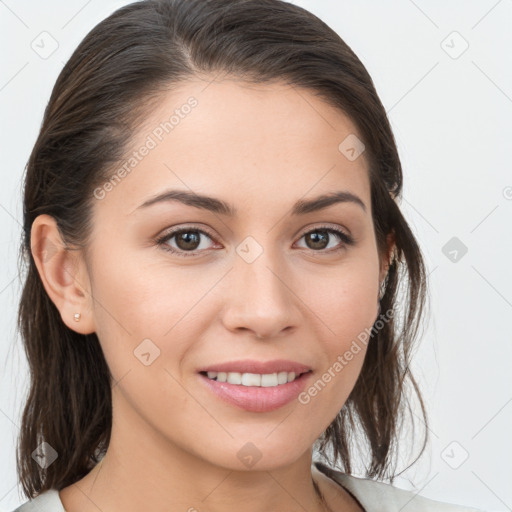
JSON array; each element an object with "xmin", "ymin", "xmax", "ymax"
[{"xmin": 220, "ymin": 246, "xmax": 301, "ymax": 340}]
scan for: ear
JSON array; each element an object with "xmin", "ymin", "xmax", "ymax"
[
  {"xmin": 30, "ymin": 214, "xmax": 96, "ymax": 335},
  {"xmin": 378, "ymin": 231, "xmax": 396, "ymax": 291}
]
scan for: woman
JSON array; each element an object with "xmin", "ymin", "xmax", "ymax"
[{"xmin": 12, "ymin": 0, "xmax": 482, "ymax": 511}]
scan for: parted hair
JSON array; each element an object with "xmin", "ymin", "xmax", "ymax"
[{"xmin": 16, "ymin": 0, "xmax": 428, "ymax": 498}]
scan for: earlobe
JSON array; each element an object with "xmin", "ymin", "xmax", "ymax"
[{"xmin": 30, "ymin": 214, "xmax": 96, "ymax": 335}]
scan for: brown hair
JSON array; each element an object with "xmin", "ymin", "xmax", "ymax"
[{"xmin": 16, "ymin": 0, "xmax": 428, "ymax": 498}]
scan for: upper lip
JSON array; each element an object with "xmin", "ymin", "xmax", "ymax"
[{"xmin": 198, "ymin": 359, "xmax": 312, "ymax": 375}]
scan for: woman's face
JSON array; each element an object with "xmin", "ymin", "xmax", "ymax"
[{"xmin": 81, "ymin": 77, "xmax": 388, "ymax": 470}]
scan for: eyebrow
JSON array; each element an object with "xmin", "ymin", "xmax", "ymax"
[{"xmin": 135, "ymin": 189, "xmax": 367, "ymax": 216}]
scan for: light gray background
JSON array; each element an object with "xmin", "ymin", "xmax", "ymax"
[{"xmin": 1, "ymin": 1, "xmax": 511, "ymax": 511}]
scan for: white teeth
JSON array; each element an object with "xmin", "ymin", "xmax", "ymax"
[
  {"xmin": 242, "ymin": 373, "xmax": 261, "ymax": 386},
  {"xmin": 261, "ymin": 373, "xmax": 277, "ymax": 387},
  {"xmin": 279, "ymin": 371, "xmax": 289, "ymax": 384},
  {"xmin": 205, "ymin": 370, "xmax": 301, "ymax": 386},
  {"xmin": 226, "ymin": 372, "xmax": 242, "ymax": 384}
]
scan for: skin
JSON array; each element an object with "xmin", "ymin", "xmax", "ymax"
[{"xmin": 31, "ymin": 76, "xmax": 393, "ymax": 512}]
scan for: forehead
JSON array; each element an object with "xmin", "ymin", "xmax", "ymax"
[{"xmin": 97, "ymin": 77, "xmax": 370, "ymax": 217}]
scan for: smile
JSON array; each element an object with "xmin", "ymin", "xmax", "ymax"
[{"xmin": 201, "ymin": 370, "xmax": 309, "ymax": 387}]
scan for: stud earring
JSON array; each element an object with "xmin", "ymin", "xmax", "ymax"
[{"xmin": 74, "ymin": 313, "xmax": 81, "ymax": 322}]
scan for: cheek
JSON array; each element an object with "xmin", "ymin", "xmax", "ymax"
[
  {"xmin": 88, "ymin": 244, "xmax": 221, "ymax": 377},
  {"xmin": 293, "ymin": 255, "xmax": 378, "ymax": 410},
  {"xmin": 88, "ymin": 257, "xmax": 210, "ymax": 434},
  {"xmin": 300, "ymin": 254, "xmax": 379, "ymax": 344}
]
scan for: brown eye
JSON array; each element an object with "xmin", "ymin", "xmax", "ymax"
[
  {"xmin": 174, "ymin": 231, "xmax": 201, "ymax": 250},
  {"xmin": 296, "ymin": 226, "xmax": 354, "ymax": 253},
  {"xmin": 304, "ymin": 230, "xmax": 330, "ymax": 250},
  {"xmin": 156, "ymin": 227, "xmax": 216, "ymax": 257}
]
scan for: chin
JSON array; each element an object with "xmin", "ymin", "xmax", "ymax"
[{"xmin": 191, "ymin": 432, "xmax": 313, "ymax": 472}]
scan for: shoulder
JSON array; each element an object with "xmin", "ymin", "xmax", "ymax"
[
  {"xmin": 11, "ymin": 489, "xmax": 65, "ymax": 512},
  {"xmin": 313, "ymin": 461, "xmax": 485, "ymax": 512}
]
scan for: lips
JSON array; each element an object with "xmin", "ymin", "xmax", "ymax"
[
  {"xmin": 196, "ymin": 359, "xmax": 314, "ymax": 412},
  {"xmin": 197, "ymin": 359, "xmax": 312, "ymax": 375},
  {"xmin": 198, "ymin": 369, "xmax": 313, "ymax": 412}
]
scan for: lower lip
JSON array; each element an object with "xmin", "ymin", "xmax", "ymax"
[{"xmin": 198, "ymin": 372, "xmax": 312, "ymax": 413}]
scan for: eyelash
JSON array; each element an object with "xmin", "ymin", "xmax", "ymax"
[{"xmin": 155, "ymin": 224, "xmax": 355, "ymax": 258}]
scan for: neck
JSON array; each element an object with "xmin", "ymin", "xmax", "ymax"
[{"xmin": 59, "ymin": 392, "xmax": 327, "ymax": 512}]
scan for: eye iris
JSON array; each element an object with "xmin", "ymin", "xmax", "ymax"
[
  {"xmin": 306, "ymin": 230, "xmax": 328, "ymax": 250},
  {"xmin": 176, "ymin": 231, "xmax": 200, "ymax": 250}
]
